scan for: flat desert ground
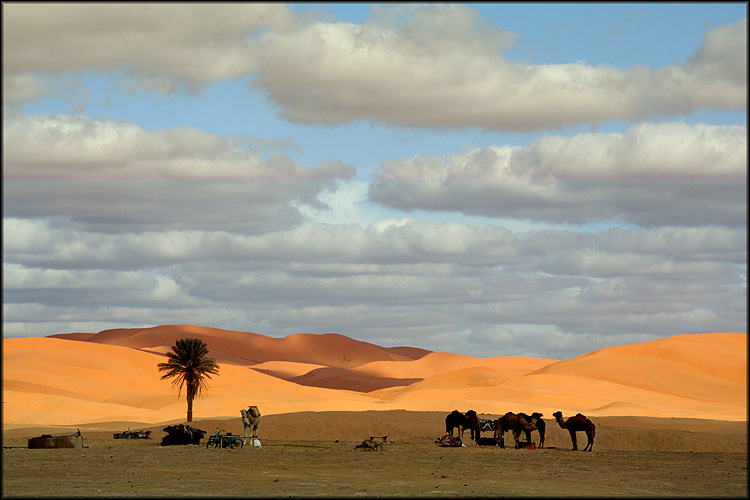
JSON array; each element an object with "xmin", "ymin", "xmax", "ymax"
[
  {"xmin": 3, "ymin": 326, "xmax": 747, "ymax": 497},
  {"xmin": 2, "ymin": 411, "xmax": 748, "ymax": 498}
]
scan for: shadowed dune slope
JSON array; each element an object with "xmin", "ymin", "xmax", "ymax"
[
  {"xmin": 50, "ymin": 325, "xmax": 430, "ymax": 367},
  {"xmin": 4, "ymin": 328, "xmax": 746, "ymax": 427}
]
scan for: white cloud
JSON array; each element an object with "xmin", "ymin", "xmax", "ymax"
[
  {"xmin": 4, "ymin": 5, "xmax": 744, "ymax": 129},
  {"xmin": 252, "ymin": 8, "xmax": 746, "ymax": 129},
  {"xmin": 2, "ymin": 3, "xmax": 295, "ymax": 94},
  {"xmin": 2, "ymin": 4, "xmax": 746, "ymax": 358},
  {"xmin": 3, "ymin": 114, "xmax": 355, "ymax": 233},
  {"xmin": 369, "ymin": 122, "xmax": 747, "ymax": 227},
  {"xmin": 688, "ymin": 18, "xmax": 747, "ymax": 86},
  {"xmin": 3, "ymin": 218, "xmax": 745, "ymax": 357}
]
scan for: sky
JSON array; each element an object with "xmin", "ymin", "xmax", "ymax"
[{"xmin": 2, "ymin": 3, "xmax": 747, "ymax": 360}]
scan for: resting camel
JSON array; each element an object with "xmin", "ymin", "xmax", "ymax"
[
  {"xmin": 240, "ymin": 406, "xmax": 261, "ymax": 446},
  {"xmin": 161, "ymin": 424, "xmax": 206, "ymax": 446},
  {"xmin": 518, "ymin": 412, "xmax": 546, "ymax": 449},
  {"xmin": 445, "ymin": 410, "xmax": 464, "ymax": 437},
  {"xmin": 496, "ymin": 412, "xmax": 537, "ymax": 449},
  {"xmin": 552, "ymin": 411, "xmax": 595, "ymax": 451},
  {"xmin": 462, "ymin": 410, "xmax": 481, "ymax": 445}
]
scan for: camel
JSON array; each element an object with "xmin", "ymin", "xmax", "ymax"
[
  {"xmin": 462, "ymin": 410, "xmax": 481, "ymax": 445},
  {"xmin": 240, "ymin": 405, "xmax": 261, "ymax": 446},
  {"xmin": 552, "ymin": 411, "xmax": 595, "ymax": 451},
  {"xmin": 445, "ymin": 410, "xmax": 464, "ymax": 437},
  {"xmin": 161, "ymin": 424, "xmax": 206, "ymax": 446},
  {"xmin": 496, "ymin": 412, "xmax": 537, "ymax": 449},
  {"xmin": 518, "ymin": 412, "xmax": 546, "ymax": 449}
]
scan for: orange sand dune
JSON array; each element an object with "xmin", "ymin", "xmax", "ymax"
[
  {"xmin": 349, "ymin": 352, "xmax": 557, "ymax": 379},
  {"xmin": 4, "ymin": 328, "xmax": 747, "ymax": 428},
  {"xmin": 368, "ymin": 332, "xmax": 747, "ymax": 419},
  {"xmin": 253, "ymin": 352, "xmax": 558, "ymax": 392},
  {"xmin": 250, "ymin": 360, "xmax": 328, "ymax": 379},
  {"xmin": 52, "ymin": 325, "xmax": 430, "ymax": 368}
]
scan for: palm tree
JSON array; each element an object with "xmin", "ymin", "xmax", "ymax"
[{"xmin": 157, "ymin": 338, "xmax": 219, "ymax": 422}]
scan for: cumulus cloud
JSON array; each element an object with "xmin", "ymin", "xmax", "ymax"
[
  {"xmin": 2, "ymin": 4, "xmax": 746, "ymax": 359},
  {"xmin": 3, "ymin": 4, "xmax": 745, "ymax": 130},
  {"xmin": 252, "ymin": 8, "xmax": 746, "ymax": 129},
  {"xmin": 2, "ymin": 114, "xmax": 355, "ymax": 233},
  {"xmin": 4, "ymin": 218, "xmax": 746, "ymax": 358},
  {"xmin": 688, "ymin": 17, "xmax": 747, "ymax": 87},
  {"xmin": 2, "ymin": 3, "xmax": 294, "ymax": 95},
  {"xmin": 369, "ymin": 122, "xmax": 747, "ymax": 227}
]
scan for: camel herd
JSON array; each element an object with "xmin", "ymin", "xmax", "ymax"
[
  {"xmin": 162, "ymin": 405, "xmax": 595, "ymax": 452},
  {"xmin": 445, "ymin": 410, "xmax": 595, "ymax": 451},
  {"xmin": 235, "ymin": 405, "xmax": 595, "ymax": 452}
]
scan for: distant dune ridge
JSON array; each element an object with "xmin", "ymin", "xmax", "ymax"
[{"xmin": 2, "ymin": 326, "xmax": 746, "ymax": 428}]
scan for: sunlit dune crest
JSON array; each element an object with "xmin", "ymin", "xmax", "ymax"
[
  {"xmin": 4, "ymin": 328, "xmax": 746, "ymax": 427},
  {"xmin": 52, "ymin": 325, "xmax": 430, "ymax": 367}
]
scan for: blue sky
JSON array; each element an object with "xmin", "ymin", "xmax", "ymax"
[{"xmin": 3, "ymin": 3, "xmax": 747, "ymax": 359}]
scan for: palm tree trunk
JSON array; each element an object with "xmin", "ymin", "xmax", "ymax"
[{"xmin": 187, "ymin": 396, "xmax": 193, "ymax": 422}]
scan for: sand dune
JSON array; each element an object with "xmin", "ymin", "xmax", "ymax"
[
  {"xmin": 51, "ymin": 325, "xmax": 430, "ymax": 367},
  {"xmin": 3, "ymin": 327, "xmax": 746, "ymax": 428}
]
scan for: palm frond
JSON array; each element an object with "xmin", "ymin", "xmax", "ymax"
[{"xmin": 157, "ymin": 337, "xmax": 219, "ymax": 400}]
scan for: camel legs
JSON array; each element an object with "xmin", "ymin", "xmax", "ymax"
[
  {"xmin": 242, "ymin": 423, "xmax": 256, "ymax": 445},
  {"xmin": 493, "ymin": 427, "xmax": 503, "ymax": 448},
  {"xmin": 459, "ymin": 425, "xmax": 471, "ymax": 443},
  {"xmin": 523, "ymin": 429, "xmax": 544, "ymax": 448},
  {"xmin": 496, "ymin": 429, "xmax": 506, "ymax": 449},
  {"xmin": 523, "ymin": 429, "xmax": 532, "ymax": 444},
  {"xmin": 583, "ymin": 431, "xmax": 594, "ymax": 452},
  {"xmin": 567, "ymin": 429, "xmax": 578, "ymax": 451},
  {"xmin": 564, "ymin": 429, "xmax": 593, "ymax": 451},
  {"xmin": 511, "ymin": 430, "xmax": 523, "ymax": 449},
  {"xmin": 516, "ymin": 428, "xmax": 545, "ymax": 448},
  {"xmin": 243, "ymin": 424, "xmax": 259, "ymax": 446}
]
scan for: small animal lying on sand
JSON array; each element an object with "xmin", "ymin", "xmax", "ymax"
[{"xmin": 355, "ymin": 436, "xmax": 387, "ymax": 451}]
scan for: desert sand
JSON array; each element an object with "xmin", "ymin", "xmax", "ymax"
[
  {"xmin": 2, "ymin": 327, "xmax": 747, "ymax": 497},
  {"xmin": 2, "ymin": 411, "xmax": 748, "ymax": 497},
  {"xmin": 3, "ymin": 327, "xmax": 746, "ymax": 427}
]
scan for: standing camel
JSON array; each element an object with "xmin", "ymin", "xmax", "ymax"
[
  {"xmin": 462, "ymin": 410, "xmax": 481, "ymax": 445},
  {"xmin": 497, "ymin": 412, "xmax": 537, "ymax": 449},
  {"xmin": 518, "ymin": 412, "xmax": 546, "ymax": 449},
  {"xmin": 241, "ymin": 406, "xmax": 261, "ymax": 446},
  {"xmin": 445, "ymin": 410, "xmax": 464, "ymax": 437},
  {"xmin": 552, "ymin": 411, "xmax": 595, "ymax": 451}
]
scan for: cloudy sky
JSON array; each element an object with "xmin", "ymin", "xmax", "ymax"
[{"xmin": 3, "ymin": 3, "xmax": 747, "ymax": 360}]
